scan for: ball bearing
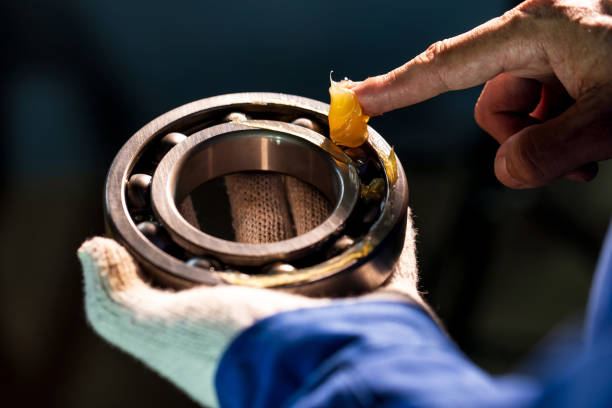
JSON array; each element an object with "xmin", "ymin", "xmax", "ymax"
[
  {"xmin": 104, "ymin": 93, "xmax": 409, "ymax": 297},
  {"xmin": 126, "ymin": 173, "xmax": 152, "ymax": 210}
]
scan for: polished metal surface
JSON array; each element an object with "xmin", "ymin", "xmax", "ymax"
[
  {"xmin": 104, "ymin": 93, "xmax": 409, "ymax": 296},
  {"xmin": 155, "ymin": 132, "xmax": 187, "ymax": 163},
  {"xmin": 126, "ymin": 174, "xmax": 152, "ymax": 209},
  {"xmin": 291, "ymin": 117, "xmax": 322, "ymax": 133},
  {"xmin": 152, "ymin": 121, "xmax": 359, "ymax": 266}
]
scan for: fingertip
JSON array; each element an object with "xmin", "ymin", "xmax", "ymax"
[
  {"xmin": 77, "ymin": 236, "xmax": 104, "ymax": 258},
  {"xmin": 474, "ymin": 75, "xmax": 543, "ymax": 143},
  {"xmin": 352, "ymin": 77, "xmax": 384, "ymax": 116},
  {"xmin": 565, "ymin": 162, "xmax": 599, "ymax": 183},
  {"xmin": 78, "ymin": 237, "xmax": 111, "ymax": 282},
  {"xmin": 494, "ymin": 152, "xmax": 528, "ymax": 189},
  {"xmin": 78, "ymin": 237, "xmax": 144, "ymax": 293},
  {"xmin": 565, "ymin": 173, "xmax": 589, "ymax": 182}
]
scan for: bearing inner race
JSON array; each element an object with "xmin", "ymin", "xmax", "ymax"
[{"xmin": 152, "ymin": 121, "xmax": 359, "ymax": 266}]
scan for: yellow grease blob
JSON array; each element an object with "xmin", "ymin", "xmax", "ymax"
[
  {"xmin": 328, "ymin": 79, "xmax": 369, "ymax": 147},
  {"xmin": 360, "ymin": 178, "xmax": 385, "ymax": 202},
  {"xmin": 382, "ymin": 147, "xmax": 398, "ymax": 185}
]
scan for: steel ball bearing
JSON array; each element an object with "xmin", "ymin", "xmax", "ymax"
[{"xmin": 104, "ymin": 93, "xmax": 409, "ymax": 297}]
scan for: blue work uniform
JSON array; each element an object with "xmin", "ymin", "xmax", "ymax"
[{"xmin": 216, "ymin": 221, "xmax": 612, "ymax": 407}]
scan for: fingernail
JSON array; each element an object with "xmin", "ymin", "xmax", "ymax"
[
  {"xmin": 495, "ymin": 156, "xmax": 527, "ymax": 189},
  {"xmin": 565, "ymin": 171, "xmax": 589, "ymax": 182},
  {"xmin": 352, "ymin": 79, "xmax": 380, "ymax": 117},
  {"xmin": 565, "ymin": 163, "xmax": 598, "ymax": 183}
]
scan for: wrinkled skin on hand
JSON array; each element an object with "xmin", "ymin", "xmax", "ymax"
[{"xmin": 354, "ymin": 0, "xmax": 612, "ymax": 189}]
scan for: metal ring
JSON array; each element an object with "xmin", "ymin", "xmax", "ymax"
[
  {"xmin": 151, "ymin": 121, "xmax": 359, "ymax": 266},
  {"xmin": 104, "ymin": 93, "xmax": 409, "ymax": 296}
]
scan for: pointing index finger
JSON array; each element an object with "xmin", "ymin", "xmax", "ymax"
[{"xmin": 354, "ymin": 9, "xmax": 543, "ymax": 116}]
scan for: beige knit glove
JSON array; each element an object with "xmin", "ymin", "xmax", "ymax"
[
  {"xmin": 224, "ymin": 173, "xmax": 333, "ymax": 242},
  {"xmin": 79, "ymin": 174, "xmax": 424, "ymax": 408}
]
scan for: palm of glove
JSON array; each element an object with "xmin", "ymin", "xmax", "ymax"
[{"xmin": 79, "ymin": 174, "xmax": 422, "ymax": 407}]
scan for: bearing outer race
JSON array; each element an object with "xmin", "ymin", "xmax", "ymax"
[{"xmin": 104, "ymin": 93, "xmax": 409, "ymax": 296}]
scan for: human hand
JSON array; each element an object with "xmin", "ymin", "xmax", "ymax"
[
  {"xmin": 78, "ymin": 174, "xmax": 424, "ymax": 408},
  {"xmin": 354, "ymin": 0, "xmax": 612, "ymax": 189}
]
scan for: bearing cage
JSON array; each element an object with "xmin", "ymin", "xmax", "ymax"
[{"xmin": 104, "ymin": 93, "xmax": 409, "ymax": 297}]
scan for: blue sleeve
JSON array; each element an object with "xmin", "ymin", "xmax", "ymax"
[
  {"xmin": 586, "ymin": 220, "xmax": 612, "ymax": 346},
  {"xmin": 215, "ymin": 301, "xmax": 539, "ymax": 408},
  {"xmin": 216, "ymin": 219, "xmax": 612, "ymax": 408}
]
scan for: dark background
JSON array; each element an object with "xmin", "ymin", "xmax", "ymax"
[{"xmin": 2, "ymin": 1, "xmax": 611, "ymax": 406}]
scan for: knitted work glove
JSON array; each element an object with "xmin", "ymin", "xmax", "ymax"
[{"xmin": 78, "ymin": 174, "xmax": 425, "ymax": 407}]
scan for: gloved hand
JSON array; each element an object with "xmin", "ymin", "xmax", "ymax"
[{"xmin": 78, "ymin": 174, "xmax": 426, "ymax": 408}]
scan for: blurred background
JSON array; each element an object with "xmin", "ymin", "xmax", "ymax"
[{"xmin": 2, "ymin": 1, "xmax": 611, "ymax": 406}]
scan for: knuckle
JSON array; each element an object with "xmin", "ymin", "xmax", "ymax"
[
  {"xmin": 417, "ymin": 39, "xmax": 452, "ymax": 91},
  {"xmin": 494, "ymin": 7, "xmax": 532, "ymax": 45},
  {"xmin": 517, "ymin": 0, "xmax": 595, "ymax": 26},
  {"xmin": 420, "ymin": 40, "xmax": 449, "ymax": 64},
  {"xmin": 516, "ymin": 0, "xmax": 557, "ymax": 18},
  {"xmin": 473, "ymin": 98, "xmax": 487, "ymax": 129},
  {"xmin": 380, "ymin": 69, "xmax": 398, "ymax": 86},
  {"xmin": 474, "ymin": 88, "xmax": 496, "ymax": 135},
  {"xmin": 499, "ymin": 7, "xmax": 527, "ymax": 24}
]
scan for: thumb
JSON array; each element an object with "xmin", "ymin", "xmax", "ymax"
[
  {"xmin": 494, "ymin": 91, "xmax": 612, "ymax": 189},
  {"xmin": 78, "ymin": 237, "xmax": 230, "ymax": 408},
  {"xmin": 78, "ymin": 237, "xmax": 149, "ymax": 297},
  {"xmin": 77, "ymin": 237, "xmax": 331, "ymax": 407}
]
